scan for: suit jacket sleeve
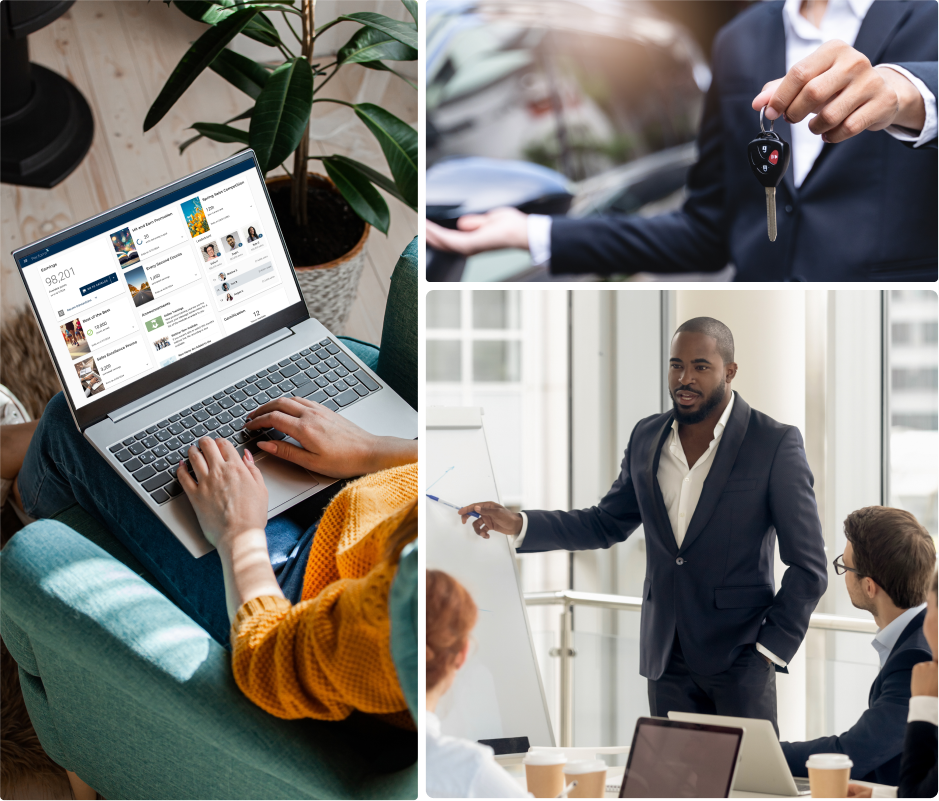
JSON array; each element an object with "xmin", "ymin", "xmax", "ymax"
[
  {"xmin": 890, "ymin": 62, "xmax": 938, "ymax": 150},
  {"xmin": 547, "ymin": 28, "xmax": 731, "ymax": 276},
  {"xmin": 780, "ymin": 650, "xmax": 924, "ymax": 780},
  {"xmin": 756, "ymin": 426, "xmax": 829, "ymax": 664},
  {"xmin": 898, "ymin": 719, "xmax": 938, "ymax": 798},
  {"xmin": 518, "ymin": 426, "xmax": 644, "ymax": 553}
]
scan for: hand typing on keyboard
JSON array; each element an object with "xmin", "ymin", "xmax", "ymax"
[
  {"xmin": 176, "ymin": 437, "xmax": 269, "ymax": 550},
  {"xmin": 244, "ymin": 396, "xmax": 417, "ymax": 479}
]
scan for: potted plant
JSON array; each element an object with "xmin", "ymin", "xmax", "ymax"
[{"xmin": 144, "ymin": 0, "xmax": 417, "ymax": 331}]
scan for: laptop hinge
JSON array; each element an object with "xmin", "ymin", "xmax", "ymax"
[{"xmin": 108, "ymin": 327, "xmax": 293, "ymax": 423}]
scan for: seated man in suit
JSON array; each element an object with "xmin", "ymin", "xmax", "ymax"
[{"xmin": 781, "ymin": 507, "xmax": 936, "ymax": 787}]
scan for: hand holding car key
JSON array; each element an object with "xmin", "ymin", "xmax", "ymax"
[{"xmin": 748, "ymin": 106, "xmax": 791, "ymax": 242}]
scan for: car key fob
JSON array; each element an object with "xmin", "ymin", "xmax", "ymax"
[{"xmin": 748, "ymin": 106, "xmax": 791, "ymax": 241}]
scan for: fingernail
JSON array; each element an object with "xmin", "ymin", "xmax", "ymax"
[
  {"xmin": 244, "ymin": 448, "xmax": 254, "ymax": 463},
  {"xmin": 257, "ymin": 440, "xmax": 272, "ymax": 450},
  {"xmin": 821, "ymin": 133, "xmax": 829, "ymax": 143},
  {"xmin": 765, "ymin": 107, "xmax": 779, "ymax": 120}
]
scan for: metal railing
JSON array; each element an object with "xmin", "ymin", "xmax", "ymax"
[{"xmin": 524, "ymin": 589, "xmax": 878, "ymax": 746}]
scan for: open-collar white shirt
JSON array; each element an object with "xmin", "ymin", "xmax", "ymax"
[{"xmin": 519, "ymin": 391, "xmax": 786, "ymax": 666}]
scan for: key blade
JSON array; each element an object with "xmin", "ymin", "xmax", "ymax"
[{"xmin": 765, "ymin": 187, "xmax": 777, "ymax": 242}]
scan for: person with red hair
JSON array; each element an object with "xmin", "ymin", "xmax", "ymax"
[{"xmin": 426, "ymin": 570, "xmax": 529, "ymax": 798}]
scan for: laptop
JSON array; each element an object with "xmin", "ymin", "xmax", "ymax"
[
  {"xmin": 669, "ymin": 712, "xmax": 812, "ymax": 796},
  {"xmin": 618, "ymin": 717, "xmax": 745, "ymax": 798},
  {"xmin": 13, "ymin": 151, "xmax": 417, "ymax": 557}
]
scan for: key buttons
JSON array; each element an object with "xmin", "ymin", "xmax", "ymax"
[{"xmin": 769, "ymin": 150, "xmax": 779, "ymax": 165}]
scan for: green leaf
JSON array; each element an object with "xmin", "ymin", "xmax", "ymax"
[
  {"xmin": 323, "ymin": 158, "xmax": 390, "ymax": 234},
  {"xmin": 337, "ymin": 25, "xmax": 417, "ymax": 65},
  {"xmin": 241, "ymin": 12, "xmax": 281, "ymax": 46},
  {"xmin": 336, "ymin": 12, "xmax": 417, "ymax": 50},
  {"xmin": 353, "ymin": 103, "xmax": 417, "ymax": 208},
  {"xmin": 145, "ymin": 8, "xmax": 261, "ymax": 131},
  {"xmin": 402, "ymin": 0, "xmax": 418, "ymax": 24},
  {"xmin": 179, "ymin": 109, "xmax": 254, "ymax": 154},
  {"xmin": 190, "ymin": 122, "xmax": 250, "ymax": 143},
  {"xmin": 249, "ymin": 58, "xmax": 313, "ymax": 173},
  {"xmin": 209, "ymin": 48, "xmax": 269, "ymax": 99},
  {"xmin": 321, "ymin": 155, "xmax": 412, "ymax": 209},
  {"xmin": 172, "ymin": 1, "xmax": 232, "ymax": 25}
]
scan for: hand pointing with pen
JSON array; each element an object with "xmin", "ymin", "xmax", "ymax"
[{"xmin": 458, "ymin": 501, "xmax": 524, "ymax": 539}]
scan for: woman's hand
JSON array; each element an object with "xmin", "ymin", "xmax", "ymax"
[
  {"xmin": 176, "ymin": 436, "xmax": 268, "ymax": 549},
  {"xmin": 847, "ymin": 784, "xmax": 873, "ymax": 798},
  {"xmin": 245, "ymin": 396, "xmax": 416, "ymax": 478}
]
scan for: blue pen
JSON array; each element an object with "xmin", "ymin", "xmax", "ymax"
[{"xmin": 426, "ymin": 494, "xmax": 481, "ymax": 519}]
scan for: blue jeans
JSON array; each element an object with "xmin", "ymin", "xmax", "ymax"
[{"xmin": 17, "ymin": 393, "xmax": 343, "ymax": 647}]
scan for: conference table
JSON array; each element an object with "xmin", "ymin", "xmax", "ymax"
[{"xmin": 498, "ymin": 754, "xmax": 892, "ymax": 798}]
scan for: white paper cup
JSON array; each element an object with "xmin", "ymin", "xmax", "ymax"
[
  {"xmin": 806, "ymin": 753, "xmax": 853, "ymax": 798},
  {"xmin": 524, "ymin": 750, "xmax": 568, "ymax": 798},
  {"xmin": 563, "ymin": 759, "xmax": 607, "ymax": 798}
]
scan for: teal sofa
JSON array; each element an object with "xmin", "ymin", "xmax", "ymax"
[{"xmin": 0, "ymin": 238, "xmax": 418, "ymax": 799}]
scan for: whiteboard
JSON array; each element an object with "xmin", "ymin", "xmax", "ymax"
[{"xmin": 426, "ymin": 407, "xmax": 555, "ymax": 749}]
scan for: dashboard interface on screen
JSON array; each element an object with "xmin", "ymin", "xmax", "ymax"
[{"xmin": 19, "ymin": 162, "xmax": 301, "ymax": 409}]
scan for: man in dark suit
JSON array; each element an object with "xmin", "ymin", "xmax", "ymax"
[
  {"xmin": 461, "ymin": 317, "xmax": 828, "ymax": 733},
  {"xmin": 426, "ymin": 0, "xmax": 937, "ymax": 281},
  {"xmin": 782, "ymin": 507, "xmax": 936, "ymax": 788}
]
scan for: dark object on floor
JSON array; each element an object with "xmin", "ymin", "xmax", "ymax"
[
  {"xmin": 1, "ymin": 1, "xmax": 94, "ymax": 187},
  {"xmin": 268, "ymin": 175, "xmax": 366, "ymax": 267}
]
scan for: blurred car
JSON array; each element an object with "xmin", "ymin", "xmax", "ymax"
[{"xmin": 427, "ymin": 0, "xmax": 710, "ymax": 281}]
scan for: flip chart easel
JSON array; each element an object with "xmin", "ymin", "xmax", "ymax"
[{"xmin": 426, "ymin": 406, "xmax": 556, "ymax": 751}]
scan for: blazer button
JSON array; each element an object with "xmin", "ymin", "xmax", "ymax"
[{"xmin": 676, "ymin": 557, "xmax": 684, "ymax": 565}]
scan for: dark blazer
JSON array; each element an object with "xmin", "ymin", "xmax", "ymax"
[
  {"xmin": 781, "ymin": 610, "xmax": 932, "ymax": 786},
  {"xmin": 549, "ymin": 0, "xmax": 938, "ymax": 281},
  {"xmin": 517, "ymin": 393, "xmax": 828, "ymax": 680},
  {"xmin": 899, "ymin": 718, "xmax": 938, "ymax": 798}
]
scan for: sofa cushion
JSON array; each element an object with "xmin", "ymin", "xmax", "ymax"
[{"xmin": 377, "ymin": 237, "xmax": 417, "ymax": 411}]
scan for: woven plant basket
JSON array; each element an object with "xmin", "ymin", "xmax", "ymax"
[{"xmin": 266, "ymin": 173, "xmax": 370, "ymax": 334}]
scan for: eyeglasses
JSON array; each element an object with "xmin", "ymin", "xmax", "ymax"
[{"xmin": 833, "ymin": 553, "xmax": 871, "ymax": 583}]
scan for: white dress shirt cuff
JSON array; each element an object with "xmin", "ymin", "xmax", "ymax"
[
  {"xmin": 878, "ymin": 64, "xmax": 938, "ymax": 147},
  {"xmin": 871, "ymin": 785, "xmax": 898, "ymax": 798},
  {"xmin": 756, "ymin": 643, "xmax": 788, "ymax": 668},
  {"xmin": 908, "ymin": 694, "xmax": 939, "ymax": 727},
  {"xmin": 514, "ymin": 511, "xmax": 529, "ymax": 548},
  {"xmin": 527, "ymin": 214, "xmax": 553, "ymax": 268}
]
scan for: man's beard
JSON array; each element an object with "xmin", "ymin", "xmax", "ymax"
[{"xmin": 671, "ymin": 379, "xmax": 726, "ymax": 425}]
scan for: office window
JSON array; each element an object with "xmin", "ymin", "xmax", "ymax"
[
  {"xmin": 473, "ymin": 290, "xmax": 521, "ymax": 329},
  {"xmin": 425, "ymin": 290, "xmax": 567, "ymax": 511},
  {"xmin": 893, "ymin": 323, "xmax": 913, "ymax": 345},
  {"xmin": 427, "ymin": 340, "xmax": 461, "ymax": 382},
  {"xmin": 428, "ymin": 291, "xmax": 461, "ymax": 329},
  {"xmin": 474, "ymin": 340, "xmax": 521, "ymax": 382},
  {"xmin": 887, "ymin": 290, "xmax": 938, "ymax": 538}
]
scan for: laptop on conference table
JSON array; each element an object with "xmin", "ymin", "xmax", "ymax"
[
  {"xmin": 669, "ymin": 712, "xmax": 812, "ymax": 796},
  {"xmin": 13, "ymin": 151, "xmax": 416, "ymax": 557},
  {"xmin": 618, "ymin": 716, "xmax": 745, "ymax": 798}
]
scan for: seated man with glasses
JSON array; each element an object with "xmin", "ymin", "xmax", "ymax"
[{"xmin": 781, "ymin": 507, "xmax": 936, "ymax": 788}]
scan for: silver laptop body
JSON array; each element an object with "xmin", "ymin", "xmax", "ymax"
[
  {"xmin": 13, "ymin": 151, "xmax": 416, "ymax": 557},
  {"xmin": 669, "ymin": 712, "xmax": 812, "ymax": 796}
]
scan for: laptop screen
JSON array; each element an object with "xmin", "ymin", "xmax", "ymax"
[
  {"xmin": 16, "ymin": 155, "xmax": 302, "ymax": 413},
  {"xmin": 620, "ymin": 718, "xmax": 743, "ymax": 798}
]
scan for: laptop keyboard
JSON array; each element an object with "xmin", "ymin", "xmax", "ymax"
[{"xmin": 106, "ymin": 337, "xmax": 381, "ymax": 505}]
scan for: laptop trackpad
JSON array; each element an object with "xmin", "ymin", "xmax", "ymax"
[{"xmin": 256, "ymin": 452, "xmax": 319, "ymax": 510}]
